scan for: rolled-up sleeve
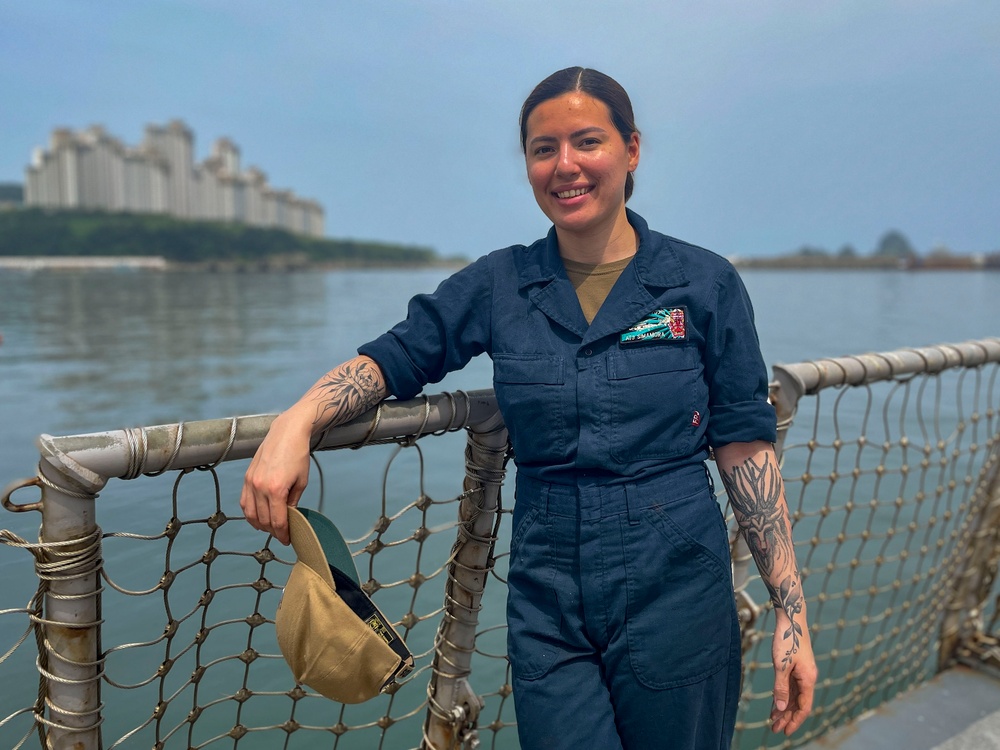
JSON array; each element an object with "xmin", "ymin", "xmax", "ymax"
[
  {"xmin": 358, "ymin": 255, "xmax": 492, "ymax": 400},
  {"xmin": 704, "ymin": 265, "xmax": 777, "ymax": 447}
]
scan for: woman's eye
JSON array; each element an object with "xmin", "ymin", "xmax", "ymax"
[
  {"xmin": 533, "ymin": 145, "xmax": 555, "ymax": 156},
  {"xmin": 580, "ymin": 138, "xmax": 601, "ymax": 147}
]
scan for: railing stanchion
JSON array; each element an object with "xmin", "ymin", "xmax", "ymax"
[
  {"xmin": 423, "ymin": 409, "xmax": 508, "ymax": 750},
  {"xmin": 35, "ymin": 439, "xmax": 109, "ymax": 750}
]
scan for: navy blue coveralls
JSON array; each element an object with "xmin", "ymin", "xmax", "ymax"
[{"xmin": 360, "ymin": 210, "xmax": 777, "ymax": 749}]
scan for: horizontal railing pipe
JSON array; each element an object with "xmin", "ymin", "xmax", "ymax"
[
  {"xmin": 36, "ymin": 390, "xmax": 500, "ymax": 489},
  {"xmin": 772, "ymin": 338, "xmax": 1000, "ymax": 396}
]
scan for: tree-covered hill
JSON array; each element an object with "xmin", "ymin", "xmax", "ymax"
[{"xmin": 0, "ymin": 208, "xmax": 439, "ymax": 268}]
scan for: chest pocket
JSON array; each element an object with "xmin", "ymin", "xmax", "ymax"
[
  {"xmin": 607, "ymin": 345, "xmax": 705, "ymax": 462},
  {"xmin": 492, "ymin": 354, "xmax": 566, "ymax": 465}
]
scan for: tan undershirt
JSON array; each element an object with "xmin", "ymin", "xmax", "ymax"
[{"xmin": 562, "ymin": 255, "xmax": 634, "ymax": 325}]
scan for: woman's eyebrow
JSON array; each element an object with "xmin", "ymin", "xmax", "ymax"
[{"xmin": 528, "ymin": 126, "xmax": 609, "ymax": 147}]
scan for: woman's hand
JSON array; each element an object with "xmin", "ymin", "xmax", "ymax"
[
  {"xmin": 240, "ymin": 408, "xmax": 313, "ymax": 545},
  {"xmin": 770, "ymin": 610, "xmax": 818, "ymax": 735}
]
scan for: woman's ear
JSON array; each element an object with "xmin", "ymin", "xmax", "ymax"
[{"xmin": 627, "ymin": 132, "xmax": 640, "ymax": 173}]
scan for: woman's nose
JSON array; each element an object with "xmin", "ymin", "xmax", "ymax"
[{"xmin": 555, "ymin": 144, "xmax": 579, "ymax": 177}]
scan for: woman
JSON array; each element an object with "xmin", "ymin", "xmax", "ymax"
[{"xmin": 241, "ymin": 67, "xmax": 817, "ymax": 749}]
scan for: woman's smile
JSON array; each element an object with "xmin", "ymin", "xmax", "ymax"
[{"xmin": 554, "ymin": 185, "xmax": 593, "ymax": 200}]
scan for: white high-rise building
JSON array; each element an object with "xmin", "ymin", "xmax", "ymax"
[
  {"xmin": 142, "ymin": 120, "xmax": 194, "ymax": 218},
  {"xmin": 24, "ymin": 120, "xmax": 325, "ymax": 238},
  {"xmin": 77, "ymin": 126, "xmax": 126, "ymax": 212},
  {"xmin": 122, "ymin": 145, "xmax": 169, "ymax": 214},
  {"xmin": 244, "ymin": 167, "xmax": 267, "ymax": 227}
]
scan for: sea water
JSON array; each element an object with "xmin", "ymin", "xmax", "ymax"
[{"xmin": 1, "ymin": 266, "xmax": 998, "ymax": 748}]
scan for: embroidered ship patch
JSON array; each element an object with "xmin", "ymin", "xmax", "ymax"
[{"xmin": 620, "ymin": 307, "xmax": 687, "ymax": 345}]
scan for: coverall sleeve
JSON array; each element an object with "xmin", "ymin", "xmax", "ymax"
[
  {"xmin": 357, "ymin": 255, "xmax": 492, "ymax": 400},
  {"xmin": 703, "ymin": 264, "xmax": 777, "ymax": 448}
]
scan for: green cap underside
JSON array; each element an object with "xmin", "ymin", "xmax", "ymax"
[{"xmin": 299, "ymin": 507, "xmax": 361, "ymax": 587}]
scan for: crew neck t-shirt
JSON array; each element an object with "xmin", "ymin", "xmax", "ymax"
[{"xmin": 562, "ymin": 255, "xmax": 634, "ymax": 324}]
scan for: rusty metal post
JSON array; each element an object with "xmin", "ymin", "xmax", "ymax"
[
  {"xmin": 34, "ymin": 438, "xmax": 109, "ymax": 750},
  {"xmin": 423, "ymin": 405, "xmax": 508, "ymax": 750}
]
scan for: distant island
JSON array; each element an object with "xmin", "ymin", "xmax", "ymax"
[
  {"xmin": 0, "ymin": 208, "xmax": 442, "ymax": 270},
  {"xmin": 731, "ymin": 229, "xmax": 1000, "ymax": 271}
]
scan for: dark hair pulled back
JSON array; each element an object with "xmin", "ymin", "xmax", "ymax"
[{"xmin": 519, "ymin": 67, "xmax": 639, "ymax": 202}]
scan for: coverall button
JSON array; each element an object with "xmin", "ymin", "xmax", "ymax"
[{"xmin": 584, "ymin": 348, "xmax": 593, "ymax": 356}]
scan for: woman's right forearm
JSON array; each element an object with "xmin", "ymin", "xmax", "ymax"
[
  {"xmin": 241, "ymin": 355, "xmax": 388, "ymax": 544},
  {"xmin": 287, "ymin": 354, "xmax": 389, "ymax": 436}
]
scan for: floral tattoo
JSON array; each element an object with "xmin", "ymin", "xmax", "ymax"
[{"xmin": 310, "ymin": 359, "xmax": 384, "ymax": 431}]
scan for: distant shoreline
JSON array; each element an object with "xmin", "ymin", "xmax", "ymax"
[
  {"xmin": 0, "ymin": 208, "xmax": 443, "ymax": 268},
  {"xmin": 0, "ymin": 255, "xmax": 467, "ymax": 272},
  {"xmin": 1, "ymin": 254, "xmax": 993, "ymax": 274},
  {"xmin": 731, "ymin": 257, "xmax": 998, "ymax": 272},
  {"xmin": 3, "ymin": 209, "xmax": 994, "ymax": 273},
  {"xmin": 733, "ymin": 263, "xmax": 998, "ymax": 272},
  {"xmin": 0, "ymin": 255, "xmax": 169, "ymax": 271}
]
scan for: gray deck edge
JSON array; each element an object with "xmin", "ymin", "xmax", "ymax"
[{"xmin": 800, "ymin": 665, "xmax": 1000, "ymax": 750}]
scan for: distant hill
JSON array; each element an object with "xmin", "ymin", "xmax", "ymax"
[
  {"xmin": 0, "ymin": 208, "xmax": 439, "ymax": 269},
  {"xmin": 733, "ymin": 229, "xmax": 999, "ymax": 271}
]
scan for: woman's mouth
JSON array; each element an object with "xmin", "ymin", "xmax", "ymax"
[{"xmin": 554, "ymin": 186, "xmax": 592, "ymax": 199}]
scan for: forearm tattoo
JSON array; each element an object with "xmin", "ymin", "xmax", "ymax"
[
  {"xmin": 720, "ymin": 452, "xmax": 803, "ymax": 668},
  {"xmin": 310, "ymin": 359, "xmax": 384, "ymax": 431},
  {"xmin": 720, "ymin": 452, "xmax": 793, "ymax": 580},
  {"xmin": 771, "ymin": 575, "xmax": 804, "ymax": 669}
]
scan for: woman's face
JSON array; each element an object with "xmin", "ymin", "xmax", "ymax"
[{"xmin": 524, "ymin": 91, "xmax": 639, "ymax": 240}]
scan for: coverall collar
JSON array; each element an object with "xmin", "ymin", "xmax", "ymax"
[{"xmin": 517, "ymin": 209, "xmax": 690, "ymax": 344}]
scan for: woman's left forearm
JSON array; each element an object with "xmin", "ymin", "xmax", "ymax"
[
  {"xmin": 717, "ymin": 439, "xmax": 817, "ymax": 734},
  {"xmin": 715, "ymin": 440, "xmax": 807, "ymax": 664}
]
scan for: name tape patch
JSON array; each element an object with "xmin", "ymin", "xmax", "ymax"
[{"xmin": 620, "ymin": 307, "xmax": 687, "ymax": 345}]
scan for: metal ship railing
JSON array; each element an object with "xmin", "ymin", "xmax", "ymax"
[{"xmin": 2, "ymin": 337, "xmax": 999, "ymax": 749}]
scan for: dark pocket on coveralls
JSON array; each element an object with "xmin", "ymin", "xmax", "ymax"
[
  {"xmin": 607, "ymin": 345, "xmax": 704, "ymax": 463},
  {"xmin": 622, "ymin": 484, "xmax": 735, "ymax": 689},
  {"xmin": 506, "ymin": 494, "xmax": 559, "ymax": 681}
]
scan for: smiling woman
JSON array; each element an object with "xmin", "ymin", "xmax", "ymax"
[{"xmin": 240, "ymin": 66, "xmax": 817, "ymax": 750}]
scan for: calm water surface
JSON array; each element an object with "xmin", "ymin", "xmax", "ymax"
[{"xmin": 1, "ymin": 267, "xmax": 998, "ymax": 748}]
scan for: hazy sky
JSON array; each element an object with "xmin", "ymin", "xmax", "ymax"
[{"xmin": 2, "ymin": 1, "xmax": 997, "ymax": 259}]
